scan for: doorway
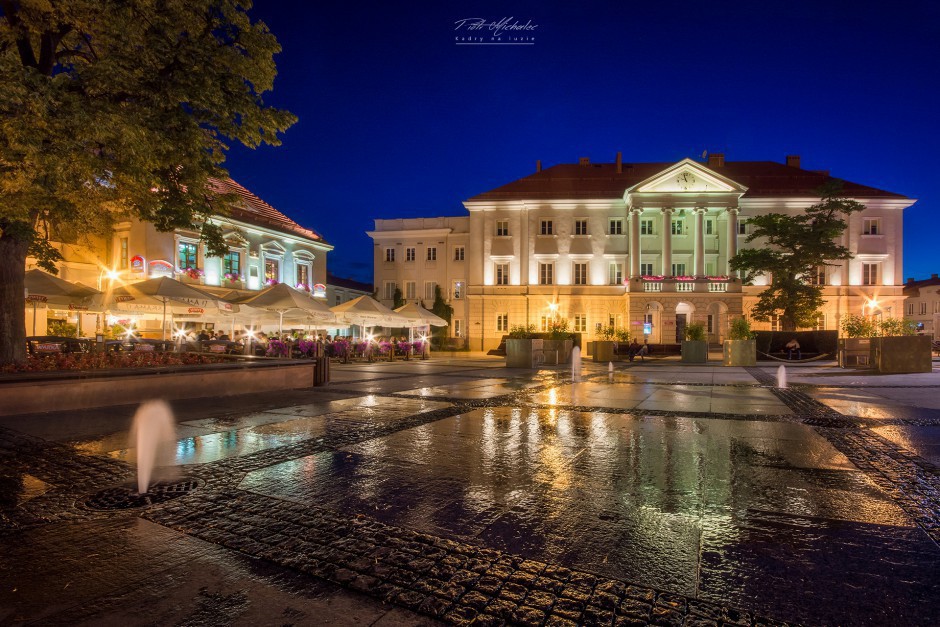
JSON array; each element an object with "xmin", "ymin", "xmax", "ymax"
[{"xmin": 675, "ymin": 313, "xmax": 687, "ymax": 343}]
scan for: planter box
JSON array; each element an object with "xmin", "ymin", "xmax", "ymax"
[
  {"xmin": 506, "ymin": 338, "xmax": 544, "ymax": 368},
  {"xmin": 838, "ymin": 338, "xmax": 871, "ymax": 368},
  {"xmin": 871, "ymin": 335, "xmax": 932, "ymax": 373},
  {"xmin": 723, "ymin": 339, "xmax": 756, "ymax": 366},
  {"xmin": 542, "ymin": 339, "xmax": 573, "ymax": 365},
  {"xmin": 681, "ymin": 340, "xmax": 708, "ymax": 363},
  {"xmin": 593, "ymin": 340, "xmax": 616, "ymax": 362}
]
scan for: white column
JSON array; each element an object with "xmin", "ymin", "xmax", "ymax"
[
  {"xmin": 629, "ymin": 208, "xmax": 641, "ymax": 276},
  {"xmin": 726, "ymin": 208, "xmax": 738, "ymax": 276},
  {"xmin": 693, "ymin": 207, "xmax": 706, "ymax": 277},
  {"xmin": 661, "ymin": 207, "xmax": 673, "ymax": 276}
]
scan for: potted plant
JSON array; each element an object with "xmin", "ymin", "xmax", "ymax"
[
  {"xmin": 593, "ymin": 325, "xmax": 617, "ymax": 362},
  {"xmin": 682, "ymin": 322, "xmax": 708, "ymax": 363},
  {"xmin": 543, "ymin": 318, "xmax": 574, "ymax": 365},
  {"xmin": 723, "ymin": 317, "xmax": 756, "ymax": 366},
  {"xmin": 870, "ymin": 317, "xmax": 931, "ymax": 373},
  {"xmin": 839, "ymin": 314, "xmax": 875, "ymax": 368},
  {"xmin": 505, "ymin": 324, "xmax": 543, "ymax": 368},
  {"xmin": 223, "ymin": 272, "xmax": 242, "ymax": 287}
]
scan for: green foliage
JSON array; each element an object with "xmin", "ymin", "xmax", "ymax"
[
  {"xmin": 840, "ymin": 314, "xmax": 876, "ymax": 338},
  {"xmin": 728, "ymin": 317, "xmax": 755, "ymax": 341},
  {"xmin": 47, "ymin": 320, "xmax": 77, "ymax": 338},
  {"xmin": 842, "ymin": 315, "xmax": 919, "ymax": 338},
  {"xmin": 430, "ymin": 285, "xmax": 453, "ymax": 345},
  {"xmin": 599, "ymin": 325, "xmax": 617, "ymax": 340},
  {"xmin": 615, "ymin": 327, "xmax": 630, "ymax": 342},
  {"xmin": 0, "ymin": 0, "xmax": 295, "ymax": 364},
  {"xmin": 729, "ymin": 183, "xmax": 865, "ymax": 330},
  {"xmin": 684, "ymin": 322, "xmax": 707, "ymax": 342},
  {"xmin": 507, "ymin": 324, "xmax": 537, "ymax": 339},
  {"xmin": 392, "ymin": 286, "xmax": 405, "ymax": 310},
  {"xmin": 546, "ymin": 318, "xmax": 574, "ymax": 340},
  {"xmin": 878, "ymin": 317, "xmax": 918, "ymax": 337}
]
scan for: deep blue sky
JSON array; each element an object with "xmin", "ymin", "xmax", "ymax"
[{"xmin": 224, "ymin": 1, "xmax": 940, "ymax": 285}]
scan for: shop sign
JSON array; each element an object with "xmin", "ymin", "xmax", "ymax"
[
  {"xmin": 68, "ymin": 304, "xmax": 89, "ymax": 311},
  {"xmin": 188, "ymin": 307, "xmax": 205, "ymax": 314},
  {"xmin": 36, "ymin": 343, "xmax": 62, "ymax": 352},
  {"xmin": 149, "ymin": 260, "xmax": 174, "ymax": 277},
  {"xmin": 130, "ymin": 255, "xmax": 145, "ymax": 273},
  {"xmin": 312, "ymin": 283, "xmax": 327, "ymax": 298},
  {"xmin": 134, "ymin": 343, "xmax": 155, "ymax": 352},
  {"xmin": 115, "ymin": 295, "xmax": 136, "ymax": 303},
  {"xmin": 25, "ymin": 294, "xmax": 48, "ymax": 303}
]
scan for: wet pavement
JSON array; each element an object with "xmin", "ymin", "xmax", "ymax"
[{"xmin": 2, "ymin": 356, "xmax": 940, "ymax": 626}]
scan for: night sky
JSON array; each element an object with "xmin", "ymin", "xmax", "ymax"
[{"xmin": 223, "ymin": 1, "xmax": 940, "ymax": 285}]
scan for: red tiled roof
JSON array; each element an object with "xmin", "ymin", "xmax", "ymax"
[
  {"xmin": 209, "ymin": 178, "xmax": 328, "ymax": 245},
  {"xmin": 467, "ymin": 160, "xmax": 909, "ymax": 202},
  {"xmin": 327, "ymin": 273, "xmax": 373, "ymax": 293}
]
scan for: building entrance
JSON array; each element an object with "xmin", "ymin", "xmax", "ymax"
[{"xmin": 675, "ymin": 313, "xmax": 687, "ymax": 343}]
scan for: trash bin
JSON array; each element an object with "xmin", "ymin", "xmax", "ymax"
[{"xmin": 313, "ymin": 356, "xmax": 330, "ymax": 386}]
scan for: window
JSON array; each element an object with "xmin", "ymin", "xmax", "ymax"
[
  {"xmin": 120, "ymin": 237, "xmax": 129, "ymax": 270},
  {"xmin": 671, "ymin": 263, "xmax": 686, "ymax": 276},
  {"xmin": 705, "ymin": 261, "xmax": 716, "ymax": 276},
  {"xmin": 385, "ymin": 248, "xmax": 395, "ymax": 262},
  {"xmin": 539, "ymin": 262, "xmax": 554, "ymax": 285},
  {"xmin": 609, "ymin": 218, "xmax": 623, "ymax": 235},
  {"xmin": 862, "ymin": 263, "xmax": 879, "ymax": 286},
  {"xmin": 812, "ymin": 315, "xmax": 826, "ymax": 331},
  {"xmin": 540, "ymin": 220, "xmax": 554, "ymax": 235},
  {"xmin": 608, "ymin": 262, "xmax": 623, "ymax": 285},
  {"xmin": 640, "ymin": 219, "xmax": 654, "ymax": 235},
  {"xmin": 908, "ymin": 303, "xmax": 915, "ymax": 316},
  {"xmin": 921, "ymin": 302, "xmax": 927, "ymax": 315},
  {"xmin": 705, "ymin": 219, "xmax": 714, "ymax": 235},
  {"xmin": 769, "ymin": 315, "xmax": 782, "ymax": 331},
  {"xmin": 405, "ymin": 281, "xmax": 416, "ymax": 300},
  {"xmin": 383, "ymin": 281, "xmax": 396, "ymax": 300},
  {"xmin": 707, "ymin": 314, "xmax": 714, "ymax": 334},
  {"xmin": 640, "ymin": 262, "xmax": 654, "ymax": 276},
  {"xmin": 738, "ymin": 221, "xmax": 747, "ymax": 235},
  {"xmin": 296, "ymin": 264, "xmax": 310, "ymax": 287},
  {"xmin": 178, "ymin": 241, "xmax": 198, "ymax": 270},
  {"xmin": 809, "ymin": 266, "xmax": 826, "ymax": 286},
  {"xmin": 935, "ymin": 301, "xmax": 940, "ymax": 314},
  {"xmin": 575, "ymin": 219, "xmax": 588, "ymax": 235},
  {"xmin": 863, "ymin": 218, "xmax": 881, "ymax": 235},
  {"xmin": 406, "ymin": 247, "xmax": 416, "ymax": 262},
  {"xmin": 540, "ymin": 315, "xmax": 551, "ymax": 332},
  {"xmin": 573, "ymin": 262, "xmax": 588, "ymax": 285},
  {"xmin": 334, "ymin": 294, "xmax": 341, "ymax": 306},
  {"xmin": 454, "ymin": 246, "xmax": 465, "ymax": 261},
  {"xmin": 426, "ymin": 247, "xmax": 437, "ymax": 261},
  {"xmin": 573, "ymin": 314, "xmax": 587, "ymax": 333},
  {"xmin": 453, "ymin": 319, "xmax": 462, "ymax": 338},
  {"xmin": 495, "ymin": 263, "xmax": 510, "ymax": 285},
  {"xmin": 425, "ymin": 281, "xmax": 437, "ymax": 301},
  {"xmin": 223, "ymin": 251, "xmax": 240, "ymax": 276},
  {"xmin": 453, "ymin": 281, "xmax": 463, "ymax": 300},
  {"xmin": 264, "ymin": 258, "xmax": 279, "ymax": 282},
  {"xmin": 671, "ymin": 219, "xmax": 685, "ymax": 235},
  {"xmin": 496, "ymin": 220, "xmax": 509, "ymax": 237},
  {"xmin": 496, "ymin": 314, "xmax": 509, "ymax": 332}
]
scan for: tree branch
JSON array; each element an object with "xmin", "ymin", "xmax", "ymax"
[{"xmin": 1, "ymin": 0, "xmax": 38, "ymax": 68}]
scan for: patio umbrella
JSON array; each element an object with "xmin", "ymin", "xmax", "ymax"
[
  {"xmin": 239, "ymin": 283, "xmax": 335, "ymax": 334},
  {"xmin": 330, "ymin": 295, "xmax": 411, "ymax": 328},
  {"xmin": 24, "ymin": 269, "xmax": 102, "ymax": 335},
  {"xmin": 110, "ymin": 277, "xmax": 221, "ymax": 340},
  {"xmin": 393, "ymin": 303, "xmax": 448, "ymax": 327}
]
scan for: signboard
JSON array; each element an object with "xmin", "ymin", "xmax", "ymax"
[
  {"xmin": 134, "ymin": 343, "xmax": 155, "ymax": 352},
  {"xmin": 313, "ymin": 283, "xmax": 327, "ymax": 298},
  {"xmin": 68, "ymin": 304, "xmax": 89, "ymax": 311},
  {"xmin": 643, "ymin": 322, "xmax": 652, "ymax": 335},
  {"xmin": 149, "ymin": 260, "xmax": 174, "ymax": 277},
  {"xmin": 188, "ymin": 307, "xmax": 205, "ymax": 315},
  {"xmin": 208, "ymin": 344, "xmax": 227, "ymax": 353},
  {"xmin": 36, "ymin": 343, "xmax": 62, "ymax": 352},
  {"xmin": 115, "ymin": 295, "xmax": 136, "ymax": 303},
  {"xmin": 130, "ymin": 255, "xmax": 145, "ymax": 273},
  {"xmin": 26, "ymin": 294, "xmax": 48, "ymax": 303}
]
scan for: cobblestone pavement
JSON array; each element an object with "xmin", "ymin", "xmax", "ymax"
[{"xmin": 2, "ymin": 358, "xmax": 940, "ymax": 626}]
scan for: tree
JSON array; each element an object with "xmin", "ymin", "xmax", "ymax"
[
  {"xmin": 392, "ymin": 286, "xmax": 405, "ymax": 310},
  {"xmin": 730, "ymin": 182, "xmax": 864, "ymax": 331},
  {"xmin": 430, "ymin": 285, "xmax": 453, "ymax": 347},
  {"xmin": 0, "ymin": 0, "xmax": 296, "ymax": 364}
]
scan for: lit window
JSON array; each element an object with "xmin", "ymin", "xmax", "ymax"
[
  {"xmin": 454, "ymin": 246, "xmax": 465, "ymax": 261},
  {"xmin": 671, "ymin": 219, "xmax": 684, "ymax": 235},
  {"xmin": 496, "ymin": 314, "xmax": 509, "ymax": 332},
  {"xmin": 223, "ymin": 251, "xmax": 240, "ymax": 276},
  {"xmin": 574, "ymin": 314, "xmax": 587, "ymax": 333},
  {"xmin": 608, "ymin": 262, "xmax": 623, "ymax": 285},
  {"xmin": 264, "ymin": 258, "xmax": 279, "ymax": 282},
  {"xmin": 863, "ymin": 218, "xmax": 881, "ymax": 235},
  {"xmin": 178, "ymin": 241, "xmax": 198, "ymax": 270},
  {"xmin": 296, "ymin": 264, "xmax": 309, "ymax": 287},
  {"xmin": 496, "ymin": 220, "xmax": 509, "ymax": 237},
  {"xmin": 120, "ymin": 237, "xmax": 129, "ymax": 270},
  {"xmin": 495, "ymin": 263, "xmax": 510, "ymax": 285},
  {"xmin": 862, "ymin": 263, "xmax": 879, "ymax": 286},
  {"xmin": 453, "ymin": 319, "xmax": 462, "ymax": 338},
  {"xmin": 539, "ymin": 262, "xmax": 554, "ymax": 285},
  {"xmin": 573, "ymin": 262, "xmax": 588, "ymax": 285},
  {"xmin": 453, "ymin": 281, "xmax": 463, "ymax": 300},
  {"xmin": 704, "ymin": 219, "xmax": 714, "ymax": 235}
]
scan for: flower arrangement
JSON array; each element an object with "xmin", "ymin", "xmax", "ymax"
[
  {"xmin": 331, "ymin": 338, "xmax": 349, "ymax": 357},
  {"xmin": 265, "ymin": 339, "xmax": 290, "ymax": 357},
  {"xmin": 411, "ymin": 340, "xmax": 425, "ymax": 355},
  {"xmin": 352, "ymin": 340, "xmax": 369, "ymax": 355},
  {"xmin": 223, "ymin": 272, "xmax": 242, "ymax": 282},
  {"xmin": 265, "ymin": 278, "xmax": 279, "ymax": 286},
  {"xmin": 707, "ymin": 275, "xmax": 731, "ymax": 281},
  {"xmin": 296, "ymin": 339, "xmax": 317, "ymax": 356},
  {"xmin": 674, "ymin": 275, "xmax": 696, "ymax": 281},
  {"xmin": 641, "ymin": 275, "xmax": 665, "ymax": 281},
  {"xmin": 396, "ymin": 341, "xmax": 412, "ymax": 354},
  {"xmin": 377, "ymin": 341, "xmax": 393, "ymax": 355},
  {"xmin": 179, "ymin": 267, "xmax": 204, "ymax": 280},
  {"xmin": 0, "ymin": 352, "xmax": 226, "ymax": 373},
  {"xmin": 295, "ymin": 282, "xmax": 310, "ymax": 292}
]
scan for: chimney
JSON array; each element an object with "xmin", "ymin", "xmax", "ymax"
[
  {"xmin": 707, "ymin": 153, "xmax": 724, "ymax": 168},
  {"xmin": 536, "ymin": 159, "xmax": 541, "ymax": 173},
  {"xmin": 579, "ymin": 156, "xmax": 590, "ymax": 167},
  {"xmin": 907, "ymin": 277, "xmax": 915, "ymax": 284},
  {"xmin": 933, "ymin": 274, "xmax": 939, "ymax": 280},
  {"xmin": 616, "ymin": 151, "xmax": 622, "ymax": 174},
  {"xmin": 786, "ymin": 155, "xmax": 801, "ymax": 168}
]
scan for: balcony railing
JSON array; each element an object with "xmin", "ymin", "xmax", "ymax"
[
  {"xmin": 644, "ymin": 282, "xmax": 663, "ymax": 292},
  {"xmin": 708, "ymin": 282, "xmax": 728, "ymax": 292},
  {"xmin": 676, "ymin": 282, "xmax": 695, "ymax": 292}
]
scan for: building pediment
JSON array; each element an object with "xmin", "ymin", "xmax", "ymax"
[{"xmin": 627, "ymin": 158, "xmax": 748, "ymax": 195}]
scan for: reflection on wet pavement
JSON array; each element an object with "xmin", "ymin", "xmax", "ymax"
[{"xmin": 240, "ymin": 406, "xmax": 930, "ymax": 620}]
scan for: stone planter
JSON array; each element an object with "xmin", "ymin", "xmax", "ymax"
[
  {"xmin": 593, "ymin": 340, "xmax": 616, "ymax": 362},
  {"xmin": 542, "ymin": 339, "xmax": 573, "ymax": 365},
  {"xmin": 723, "ymin": 339, "xmax": 756, "ymax": 366},
  {"xmin": 681, "ymin": 340, "xmax": 708, "ymax": 363},
  {"xmin": 506, "ymin": 338, "xmax": 544, "ymax": 368},
  {"xmin": 870, "ymin": 335, "xmax": 932, "ymax": 373},
  {"xmin": 838, "ymin": 338, "xmax": 871, "ymax": 368}
]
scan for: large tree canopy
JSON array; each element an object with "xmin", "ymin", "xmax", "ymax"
[
  {"xmin": 0, "ymin": 0, "xmax": 296, "ymax": 364},
  {"xmin": 730, "ymin": 182, "xmax": 865, "ymax": 331}
]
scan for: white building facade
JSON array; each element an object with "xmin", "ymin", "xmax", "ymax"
[{"xmin": 371, "ymin": 155, "xmax": 914, "ymax": 351}]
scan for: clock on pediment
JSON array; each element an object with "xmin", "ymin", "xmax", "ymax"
[{"xmin": 675, "ymin": 171, "xmax": 697, "ymax": 191}]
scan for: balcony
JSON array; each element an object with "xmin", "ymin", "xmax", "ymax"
[{"xmin": 630, "ymin": 276, "xmax": 740, "ymax": 294}]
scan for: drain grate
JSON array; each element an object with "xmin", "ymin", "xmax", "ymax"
[{"xmin": 85, "ymin": 479, "xmax": 200, "ymax": 510}]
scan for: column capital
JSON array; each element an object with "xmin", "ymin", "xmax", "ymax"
[
  {"xmin": 660, "ymin": 206, "xmax": 674, "ymax": 216},
  {"xmin": 629, "ymin": 207, "xmax": 643, "ymax": 216},
  {"xmin": 726, "ymin": 207, "xmax": 739, "ymax": 216},
  {"xmin": 693, "ymin": 206, "xmax": 708, "ymax": 216}
]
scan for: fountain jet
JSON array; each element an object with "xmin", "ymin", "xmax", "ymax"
[{"xmin": 129, "ymin": 400, "xmax": 177, "ymax": 494}]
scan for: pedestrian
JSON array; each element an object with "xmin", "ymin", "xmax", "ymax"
[
  {"xmin": 637, "ymin": 342, "xmax": 649, "ymax": 361},
  {"xmin": 786, "ymin": 338, "xmax": 801, "ymax": 360},
  {"xmin": 628, "ymin": 338, "xmax": 641, "ymax": 362}
]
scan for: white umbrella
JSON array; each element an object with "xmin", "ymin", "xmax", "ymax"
[
  {"xmin": 110, "ymin": 277, "xmax": 222, "ymax": 340},
  {"xmin": 24, "ymin": 269, "xmax": 102, "ymax": 335},
  {"xmin": 239, "ymin": 283, "xmax": 335, "ymax": 334},
  {"xmin": 330, "ymin": 295, "xmax": 411, "ymax": 328},
  {"xmin": 393, "ymin": 303, "xmax": 448, "ymax": 327}
]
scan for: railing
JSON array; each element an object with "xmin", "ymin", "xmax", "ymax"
[
  {"xmin": 676, "ymin": 282, "xmax": 695, "ymax": 292},
  {"xmin": 708, "ymin": 282, "xmax": 728, "ymax": 292},
  {"xmin": 644, "ymin": 282, "xmax": 663, "ymax": 292}
]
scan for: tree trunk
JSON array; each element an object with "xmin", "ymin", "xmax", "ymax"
[{"xmin": 0, "ymin": 233, "xmax": 30, "ymax": 364}]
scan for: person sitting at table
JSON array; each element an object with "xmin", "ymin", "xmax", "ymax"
[
  {"xmin": 218, "ymin": 332, "xmax": 230, "ymax": 341},
  {"xmin": 627, "ymin": 339, "xmax": 641, "ymax": 362},
  {"xmin": 786, "ymin": 338, "xmax": 801, "ymax": 360},
  {"xmin": 197, "ymin": 329, "xmax": 210, "ymax": 342}
]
